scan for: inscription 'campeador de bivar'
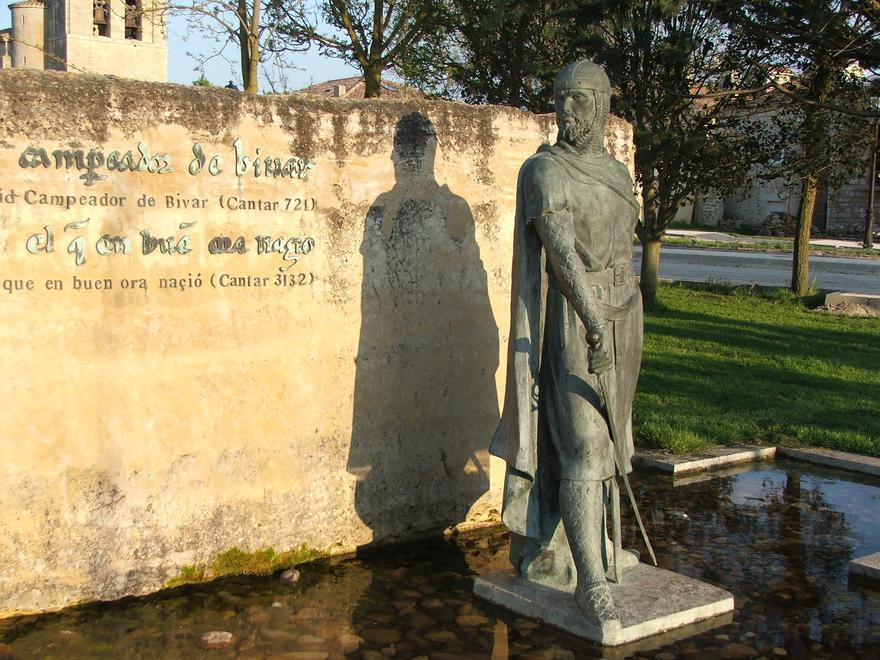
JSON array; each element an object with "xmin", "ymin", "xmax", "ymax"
[
  {"xmin": 0, "ymin": 69, "xmax": 634, "ymax": 616},
  {"xmin": 6, "ymin": 138, "xmax": 317, "ymax": 278}
]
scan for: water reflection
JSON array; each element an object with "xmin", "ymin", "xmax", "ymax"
[{"xmin": 1, "ymin": 459, "xmax": 878, "ymax": 657}]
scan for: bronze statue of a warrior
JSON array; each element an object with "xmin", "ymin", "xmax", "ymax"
[{"xmin": 491, "ymin": 59, "xmax": 645, "ymax": 626}]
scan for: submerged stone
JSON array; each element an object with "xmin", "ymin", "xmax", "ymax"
[
  {"xmin": 360, "ymin": 627, "xmax": 402, "ymax": 645},
  {"xmin": 280, "ymin": 568, "xmax": 301, "ymax": 584},
  {"xmin": 198, "ymin": 631, "xmax": 236, "ymax": 650},
  {"xmin": 336, "ymin": 633, "xmax": 364, "ymax": 653}
]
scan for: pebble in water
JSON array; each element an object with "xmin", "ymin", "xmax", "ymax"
[
  {"xmin": 361, "ymin": 628, "xmax": 402, "ymax": 645},
  {"xmin": 280, "ymin": 568, "xmax": 301, "ymax": 584},
  {"xmin": 404, "ymin": 611, "xmax": 437, "ymax": 630},
  {"xmin": 721, "ymin": 641, "xmax": 760, "ymax": 658},
  {"xmin": 198, "ymin": 630, "xmax": 237, "ymax": 650},
  {"xmin": 455, "ymin": 613, "xmax": 490, "ymax": 626},
  {"xmin": 424, "ymin": 631, "xmax": 458, "ymax": 643},
  {"xmin": 337, "ymin": 633, "xmax": 364, "ymax": 653}
]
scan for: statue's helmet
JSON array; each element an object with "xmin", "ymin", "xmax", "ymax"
[{"xmin": 553, "ymin": 59, "xmax": 611, "ymax": 95}]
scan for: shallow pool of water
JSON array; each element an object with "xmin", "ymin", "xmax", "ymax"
[{"xmin": 2, "ymin": 459, "xmax": 879, "ymax": 658}]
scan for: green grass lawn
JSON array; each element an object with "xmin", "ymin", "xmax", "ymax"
[{"xmin": 635, "ymin": 283, "xmax": 880, "ymax": 457}]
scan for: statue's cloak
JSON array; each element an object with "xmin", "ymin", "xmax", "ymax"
[{"xmin": 489, "ymin": 143, "xmax": 640, "ymax": 546}]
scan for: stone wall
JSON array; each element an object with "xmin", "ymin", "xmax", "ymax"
[
  {"xmin": 826, "ymin": 174, "xmax": 877, "ymax": 236},
  {"xmin": 692, "ymin": 192, "xmax": 723, "ymax": 226},
  {"xmin": 0, "ymin": 69, "xmax": 633, "ymax": 616},
  {"xmin": 724, "ymin": 175, "xmax": 800, "ymax": 229}
]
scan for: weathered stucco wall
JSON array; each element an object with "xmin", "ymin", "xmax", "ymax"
[{"xmin": 0, "ymin": 70, "xmax": 633, "ymax": 616}]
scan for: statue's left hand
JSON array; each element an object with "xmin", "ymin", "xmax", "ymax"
[{"xmin": 587, "ymin": 326, "xmax": 612, "ymax": 374}]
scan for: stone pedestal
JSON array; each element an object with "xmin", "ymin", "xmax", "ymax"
[{"xmin": 474, "ymin": 564, "xmax": 734, "ymax": 647}]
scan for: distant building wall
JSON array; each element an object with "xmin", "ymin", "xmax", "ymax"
[
  {"xmin": 723, "ymin": 170, "xmax": 875, "ymax": 236},
  {"xmin": 724, "ymin": 178, "xmax": 765, "ymax": 225},
  {"xmin": 9, "ymin": 0, "xmax": 44, "ymax": 69},
  {"xmin": 693, "ymin": 192, "xmax": 723, "ymax": 226},
  {"xmin": 0, "ymin": 30, "xmax": 12, "ymax": 68},
  {"xmin": 826, "ymin": 172, "xmax": 878, "ymax": 235},
  {"xmin": 724, "ymin": 175, "xmax": 800, "ymax": 228},
  {"xmin": 673, "ymin": 199, "xmax": 694, "ymax": 224},
  {"xmin": 61, "ymin": 31, "xmax": 166, "ymax": 80}
]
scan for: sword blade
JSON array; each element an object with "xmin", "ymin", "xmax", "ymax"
[
  {"xmin": 610, "ymin": 476, "xmax": 623, "ymax": 582},
  {"xmin": 598, "ymin": 368, "xmax": 658, "ymax": 566}
]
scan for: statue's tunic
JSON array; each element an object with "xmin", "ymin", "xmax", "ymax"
[{"xmin": 490, "ymin": 141, "xmax": 642, "ymax": 551}]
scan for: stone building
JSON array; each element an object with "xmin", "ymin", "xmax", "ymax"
[
  {"xmin": 0, "ymin": 0, "xmax": 166, "ymax": 81},
  {"xmin": 693, "ymin": 167, "xmax": 878, "ymax": 237}
]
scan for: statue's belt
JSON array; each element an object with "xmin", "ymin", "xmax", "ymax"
[
  {"xmin": 581, "ymin": 263, "xmax": 631, "ymax": 288},
  {"xmin": 549, "ymin": 263, "xmax": 639, "ymax": 321}
]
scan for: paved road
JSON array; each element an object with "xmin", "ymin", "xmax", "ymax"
[{"xmin": 633, "ymin": 246, "xmax": 880, "ymax": 294}]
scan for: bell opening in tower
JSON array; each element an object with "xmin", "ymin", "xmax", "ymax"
[{"xmin": 125, "ymin": 0, "xmax": 142, "ymax": 40}]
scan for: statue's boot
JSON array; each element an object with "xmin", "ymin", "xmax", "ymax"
[{"xmin": 560, "ymin": 478, "xmax": 620, "ymax": 625}]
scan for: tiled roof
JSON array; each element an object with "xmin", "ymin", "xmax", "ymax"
[{"xmin": 298, "ymin": 76, "xmax": 424, "ymax": 99}]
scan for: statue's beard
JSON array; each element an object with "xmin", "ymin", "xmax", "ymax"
[{"xmin": 560, "ymin": 113, "xmax": 594, "ymax": 150}]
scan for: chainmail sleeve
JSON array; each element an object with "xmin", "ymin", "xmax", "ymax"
[{"xmin": 523, "ymin": 155, "xmax": 605, "ymax": 334}]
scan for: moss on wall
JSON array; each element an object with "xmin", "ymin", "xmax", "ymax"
[{"xmin": 165, "ymin": 544, "xmax": 328, "ymax": 588}]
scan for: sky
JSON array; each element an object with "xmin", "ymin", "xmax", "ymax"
[
  {"xmin": 0, "ymin": 8, "xmax": 361, "ymax": 92},
  {"xmin": 165, "ymin": 15, "xmax": 360, "ymax": 91}
]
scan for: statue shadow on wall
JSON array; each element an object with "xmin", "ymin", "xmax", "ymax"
[{"xmin": 347, "ymin": 112, "xmax": 499, "ymax": 544}]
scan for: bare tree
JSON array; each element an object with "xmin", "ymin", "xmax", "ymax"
[
  {"xmin": 161, "ymin": 0, "xmax": 302, "ymax": 93},
  {"xmin": 268, "ymin": 0, "xmax": 446, "ymax": 97}
]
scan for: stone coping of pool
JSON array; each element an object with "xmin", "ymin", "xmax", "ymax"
[
  {"xmin": 634, "ymin": 445, "xmax": 880, "ymax": 478},
  {"xmin": 474, "ymin": 565, "xmax": 734, "ymax": 647},
  {"xmin": 776, "ymin": 447, "xmax": 880, "ymax": 477},
  {"xmin": 633, "ymin": 446, "xmax": 777, "ymax": 474},
  {"xmin": 850, "ymin": 552, "xmax": 880, "ymax": 582}
]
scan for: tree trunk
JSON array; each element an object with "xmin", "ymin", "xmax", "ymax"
[
  {"xmin": 245, "ymin": 0, "xmax": 260, "ymax": 95},
  {"xmin": 638, "ymin": 172, "xmax": 663, "ymax": 308},
  {"xmin": 639, "ymin": 238, "xmax": 661, "ymax": 308},
  {"xmin": 507, "ymin": 14, "xmax": 529, "ymax": 107},
  {"xmin": 791, "ymin": 174, "xmax": 818, "ymax": 295},
  {"xmin": 245, "ymin": 40, "xmax": 259, "ymax": 94},
  {"xmin": 790, "ymin": 59, "xmax": 834, "ymax": 293},
  {"xmin": 236, "ymin": 0, "xmax": 258, "ymax": 94},
  {"xmin": 364, "ymin": 63, "xmax": 382, "ymax": 98}
]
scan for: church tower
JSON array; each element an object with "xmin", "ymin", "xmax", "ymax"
[{"xmin": 1, "ymin": 0, "xmax": 167, "ymax": 81}]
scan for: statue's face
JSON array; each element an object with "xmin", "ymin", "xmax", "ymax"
[{"xmin": 554, "ymin": 87, "xmax": 596, "ymax": 146}]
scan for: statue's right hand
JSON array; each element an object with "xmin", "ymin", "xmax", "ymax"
[{"xmin": 587, "ymin": 326, "xmax": 612, "ymax": 375}]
